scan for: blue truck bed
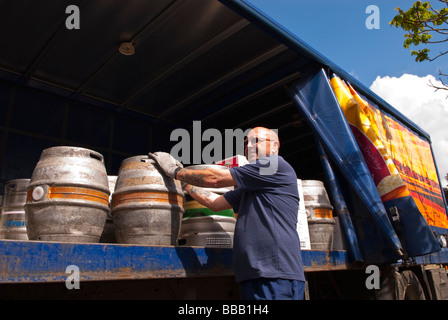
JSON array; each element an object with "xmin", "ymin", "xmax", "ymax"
[{"xmin": 0, "ymin": 240, "xmax": 350, "ymax": 283}]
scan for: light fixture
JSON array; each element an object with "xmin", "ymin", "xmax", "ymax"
[{"xmin": 119, "ymin": 42, "xmax": 135, "ymax": 56}]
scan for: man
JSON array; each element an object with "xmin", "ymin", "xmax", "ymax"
[{"xmin": 149, "ymin": 127, "xmax": 305, "ymax": 300}]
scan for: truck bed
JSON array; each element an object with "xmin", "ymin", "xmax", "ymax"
[{"xmin": 0, "ymin": 239, "xmax": 349, "ymax": 283}]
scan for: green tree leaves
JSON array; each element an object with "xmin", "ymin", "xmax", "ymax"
[
  {"xmin": 391, "ymin": 1, "xmax": 448, "ymax": 62},
  {"xmin": 391, "ymin": 1, "xmax": 448, "ymax": 91}
]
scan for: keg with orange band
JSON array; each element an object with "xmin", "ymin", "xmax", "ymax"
[
  {"xmin": 111, "ymin": 155, "xmax": 184, "ymax": 245},
  {"xmin": 24, "ymin": 146, "xmax": 110, "ymax": 243}
]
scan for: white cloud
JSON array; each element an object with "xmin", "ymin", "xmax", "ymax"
[{"xmin": 370, "ymin": 74, "xmax": 448, "ymax": 186}]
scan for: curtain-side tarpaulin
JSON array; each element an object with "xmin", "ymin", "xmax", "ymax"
[
  {"xmin": 289, "ymin": 68, "xmax": 405, "ymax": 261},
  {"xmin": 315, "ymin": 141, "xmax": 363, "ymax": 262},
  {"xmin": 288, "ymin": 67, "xmax": 440, "ymax": 262},
  {"xmin": 329, "ymin": 74, "xmax": 440, "ymax": 258}
]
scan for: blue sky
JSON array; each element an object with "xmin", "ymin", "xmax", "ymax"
[
  {"xmin": 247, "ymin": 0, "xmax": 448, "ymax": 87},
  {"xmin": 247, "ymin": 0, "xmax": 448, "ymax": 181}
]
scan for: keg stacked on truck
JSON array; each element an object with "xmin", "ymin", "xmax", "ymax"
[
  {"xmin": 24, "ymin": 146, "xmax": 110, "ymax": 243},
  {"xmin": 0, "ymin": 179, "xmax": 30, "ymax": 240},
  {"xmin": 178, "ymin": 164, "xmax": 236, "ymax": 248},
  {"xmin": 99, "ymin": 175, "xmax": 117, "ymax": 243},
  {"xmin": 19, "ymin": 147, "xmax": 239, "ymax": 246},
  {"xmin": 111, "ymin": 155, "xmax": 184, "ymax": 245},
  {"xmin": 302, "ymin": 180, "xmax": 335, "ymax": 250}
]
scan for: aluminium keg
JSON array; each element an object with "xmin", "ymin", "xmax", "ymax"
[
  {"xmin": 25, "ymin": 146, "xmax": 110, "ymax": 243},
  {"xmin": 0, "ymin": 179, "xmax": 30, "ymax": 240},
  {"xmin": 178, "ymin": 164, "xmax": 236, "ymax": 248},
  {"xmin": 111, "ymin": 155, "xmax": 184, "ymax": 245},
  {"xmin": 99, "ymin": 175, "xmax": 117, "ymax": 243},
  {"xmin": 302, "ymin": 180, "xmax": 335, "ymax": 250}
]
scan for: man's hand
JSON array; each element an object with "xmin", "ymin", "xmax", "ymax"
[{"xmin": 148, "ymin": 152, "xmax": 183, "ymax": 179}]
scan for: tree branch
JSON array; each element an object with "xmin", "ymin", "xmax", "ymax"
[
  {"xmin": 428, "ymin": 69, "xmax": 448, "ymax": 94},
  {"xmin": 428, "ymin": 50, "xmax": 448, "ymax": 61}
]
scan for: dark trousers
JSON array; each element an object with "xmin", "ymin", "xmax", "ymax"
[{"xmin": 240, "ymin": 278, "xmax": 305, "ymax": 300}]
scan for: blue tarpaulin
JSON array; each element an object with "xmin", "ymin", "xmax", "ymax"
[
  {"xmin": 289, "ymin": 68, "xmax": 404, "ymax": 262},
  {"xmin": 316, "ymin": 142, "xmax": 363, "ymax": 262}
]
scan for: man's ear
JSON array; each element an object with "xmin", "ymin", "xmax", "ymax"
[{"xmin": 272, "ymin": 141, "xmax": 279, "ymax": 154}]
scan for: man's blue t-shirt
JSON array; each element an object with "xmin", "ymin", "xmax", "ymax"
[{"xmin": 223, "ymin": 155, "xmax": 305, "ymax": 283}]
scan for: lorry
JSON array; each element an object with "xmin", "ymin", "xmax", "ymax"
[{"xmin": 0, "ymin": 0, "xmax": 447, "ymax": 300}]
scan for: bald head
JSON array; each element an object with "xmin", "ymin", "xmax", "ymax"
[{"xmin": 245, "ymin": 127, "xmax": 280, "ymax": 162}]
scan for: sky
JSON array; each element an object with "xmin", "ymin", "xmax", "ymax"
[{"xmin": 248, "ymin": 0, "xmax": 448, "ymax": 186}]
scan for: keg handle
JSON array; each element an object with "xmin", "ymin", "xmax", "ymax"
[
  {"xmin": 89, "ymin": 151, "xmax": 104, "ymax": 163},
  {"xmin": 5, "ymin": 183, "xmax": 16, "ymax": 191}
]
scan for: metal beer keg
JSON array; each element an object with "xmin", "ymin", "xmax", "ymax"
[
  {"xmin": 25, "ymin": 146, "xmax": 110, "ymax": 243},
  {"xmin": 111, "ymin": 155, "xmax": 184, "ymax": 245},
  {"xmin": 0, "ymin": 179, "xmax": 30, "ymax": 240},
  {"xmin": 302, "ymin": 180, "xmax": 335, "ymax": 250},
  {"xmin": 99, "ymin": 175, "xmax": 117, "ymax": 243}
]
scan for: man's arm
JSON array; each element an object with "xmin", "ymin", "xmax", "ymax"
[
  {"xmin": 176, "ymin": 168, "xmax": 236, "ymax": 188},
  {"xmin": 148, "ymin": 152, "xmax": 237, "ymax": 188},
  {"xmin": 184, "ymin": 184, "xmax": 233, "ymax": 212}
]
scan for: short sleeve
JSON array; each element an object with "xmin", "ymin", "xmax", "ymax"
[
  {"xmin": 223, "ymin": 188, "xmax": 243, "ymax": 211},
  {"xmin": 229, "ymin": 155, "xmax": 283, "ymax": 191}
]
